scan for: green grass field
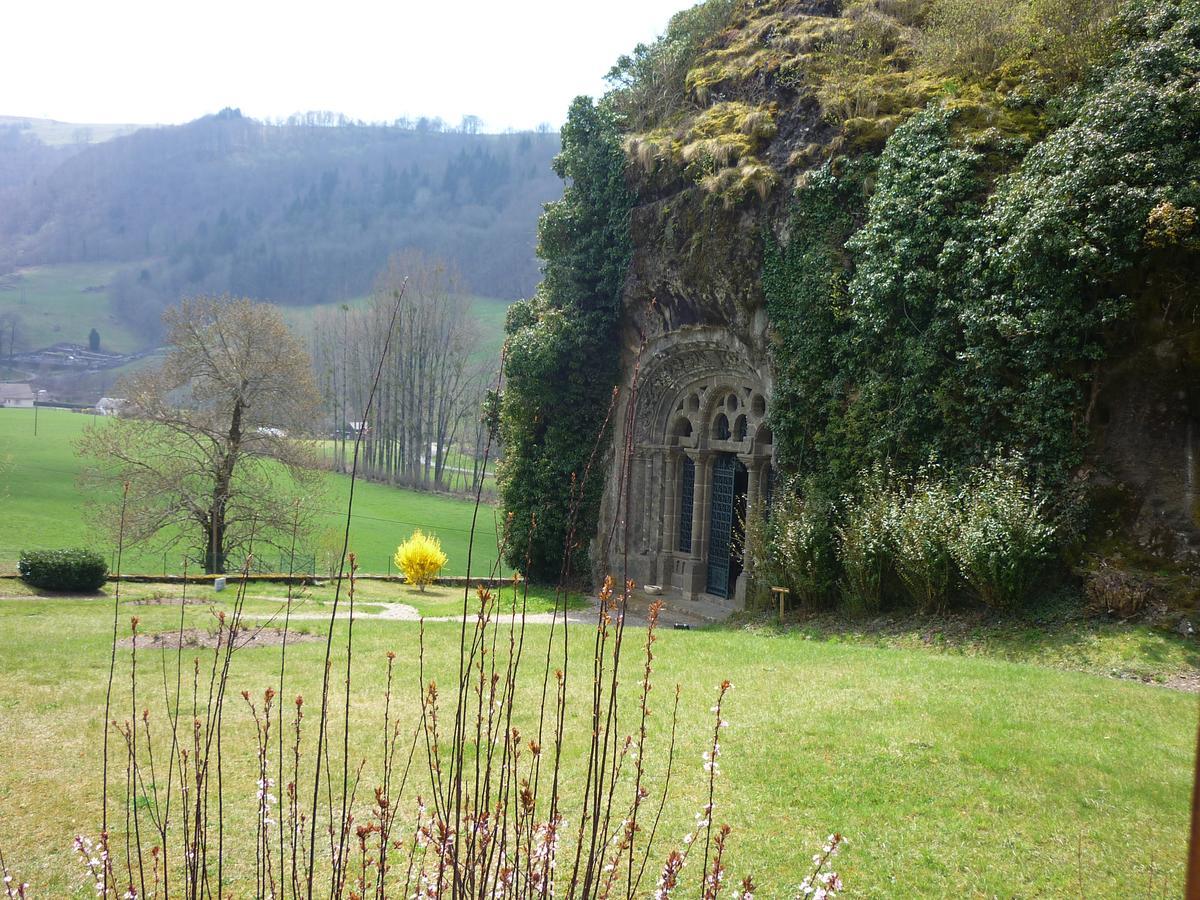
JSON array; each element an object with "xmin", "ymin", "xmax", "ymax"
[
  {"xmin": 0, "ymin": 408, "xmax": 502, "ymax": 576},
  {"xmin": 0, "ymin": 582, "xmax": 1192, "ymax": 895},
  {"xmin": 0, "ymin": 263, "xmax": 144, "ymax": 354},
  {"xmin": 1, "ymin": 263, "xmax": 512, "ymax": 363}
]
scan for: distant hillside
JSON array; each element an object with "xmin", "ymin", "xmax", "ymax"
[
  {"xmin": 0, "ymin": 115, "xmax": 146, "ymax": 146},
  {"xmin": 0, "ymin": 109, "xmax": 562, "ymax": 341}
]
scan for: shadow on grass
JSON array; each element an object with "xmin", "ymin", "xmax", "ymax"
[
  {"xmin": 0, "ymin": 575, "xmax": 107, "ymax": 599},
  {"xmin": 725, "ymin": 589, "xmax": 1200, "ymax": 683}
]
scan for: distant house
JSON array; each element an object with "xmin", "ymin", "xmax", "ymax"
[
  {"xmin": 0, "ymin": 383, "xmax": 34, "ymax": 408},
  {"xmin": 96, "ymin": 397, "xmax": 127, "ymax": 416}
]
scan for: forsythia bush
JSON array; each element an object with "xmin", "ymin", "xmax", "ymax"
[
  {"xmin": 393, "ymin": 530, "xmax": 447, "ymax": 591},
  {"xmin": 837, "ymin": 467, "xmax": 899, "ymax": 617},
  {"xmin": 759, "ymin": 483, "xmax": 839, "ymax": 608},
  {"xmin": 950, "ymin": 461, "xmax": 1058, "ymax": 609}
]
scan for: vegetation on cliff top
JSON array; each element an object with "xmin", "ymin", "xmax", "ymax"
[
  {"xmin": 607, "ymin": 0, "xmax": 1122, "ymax": 204},
  {"xmin": 768, "ymin": 0, "xmax": 1200, "ymax": 488}
]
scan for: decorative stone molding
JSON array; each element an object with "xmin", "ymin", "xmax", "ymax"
[{"xmin": 596, "ymin": 326, "xmax": 774, "ymax": 608}]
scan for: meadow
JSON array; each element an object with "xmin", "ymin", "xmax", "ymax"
[
  {"xmin": 0, "ymin": 576, "xmax": 1193, "ymax": 896},
  {"xmin": 0, "ymin": 263, "xmax": 143, "ymax": 354},
  {"xmin": 0, "ymin": 408, "xmax": 501, "ymax": 576},
  {"xmin": 0, "ymin": 262, "xmax": 513, "ymax": 362}
]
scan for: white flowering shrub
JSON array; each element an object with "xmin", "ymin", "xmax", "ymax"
[
  {"xmin": 836, "ymin": 466, "xmax": 899, "ymax": 617},
  {"xmin": 762, "ymin": 485, "xmax": 839, "ymax": 608},
  {"xmin": 949, "ymin": 458, "xmax": 1058, "ymax": 609},
  {"xmin": 893, "ymin": 466, "xmax": 960, "ymax": 613}
]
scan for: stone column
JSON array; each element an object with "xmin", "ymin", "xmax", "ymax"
[
  {"xmin": 661, "ymin": 449, "xmax": 678, "ymax": 555},
  {"xmin": 741, "ymin": 455, "xmax": 764, "ymax": 578},
  {"xmin": 693, "ymin": 451, "xmax": 713, "ymax": 561},
  {"xmin": 645, "ymin": 450, "xmax": 660, "ymax": 556}
]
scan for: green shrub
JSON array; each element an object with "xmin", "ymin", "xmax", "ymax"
[
  {"xmin": 761, "ymin": 484, "xmax": 840, "ymax": 608},
  {"xmin": 19, "ymin": 548, "xmax": 108, "ymax": 592},
  {"xmin": 836, "ymin": 467, "xmax": 899, "ymax": 617},
  {"xmin": 893, "ymin": 468, "xmax": 960, "ymax": 613},
  {"xmin": 949, "ymin": 460, "xmax": 1057, "ymax": 609}
]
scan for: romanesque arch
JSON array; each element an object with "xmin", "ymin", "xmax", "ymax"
[{"xmin": 600, "ymin": 327, "xmax": 774, "ymax": 606}]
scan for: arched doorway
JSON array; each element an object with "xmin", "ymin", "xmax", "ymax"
[{"xmin": 597, "ymin": 328, "xmax": 775, "ymax": 607}]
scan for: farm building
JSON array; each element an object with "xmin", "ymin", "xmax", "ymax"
[{"xmin": 0, "ymin": 383, "xmax": 35, "ymax": 408}]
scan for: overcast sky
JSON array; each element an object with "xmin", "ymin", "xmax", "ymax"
[{"xmin": 4, "ymin": 0, "xmax": 692, "ymax": 130}]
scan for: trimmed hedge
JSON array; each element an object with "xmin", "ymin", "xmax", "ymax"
[{"xmin": 18, "ymin": 548, "xmax": 108, "ymax": 592}]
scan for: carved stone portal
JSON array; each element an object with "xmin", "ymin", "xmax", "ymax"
[{"xmin": 594, "ymin": 326, "xmax": 774, "ymax": 608}]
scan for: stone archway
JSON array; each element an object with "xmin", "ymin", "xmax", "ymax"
[{"xmin": 599, "ymin": 328, "xmax": 773, "ymax": 607}]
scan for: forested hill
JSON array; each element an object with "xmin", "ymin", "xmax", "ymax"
[{"xmin": 0, "ymin": 109, "xmax": 562, "ymax": 337}]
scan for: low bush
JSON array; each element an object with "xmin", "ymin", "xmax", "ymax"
[
  {"xmin": 761, "ymin": 483, "xmax": 840, "ymax": 608},
  {"xmin": 18, "ymin": 548, "xmax": 108, "ymax": 592},
  {"xmin": 837, "ymin": 467, "xmax": 898, "ymax": 617},
  {"xmin": 894, "ymin": 468, "xmax": 960, "ymax": 613},
  {"xmin": 950, "ymin": 459, "xmax": 1058, "ymax": 609},
  {"xmin": 392, "ymin": 529, "xmax": 447, "ymax": 591}
]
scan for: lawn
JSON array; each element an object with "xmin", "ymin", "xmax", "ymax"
[
  {"xmin": 0, "ymin": 584, "xmax": 1192, "ymax": 896},
  {"xmin": 0, "ymin": 408, "xmax": 501, "ymax": 576}
]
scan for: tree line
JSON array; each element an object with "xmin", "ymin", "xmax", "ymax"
[{"xmin": 309, "ymin": 251, "xmax": 494, "ymax": 496}]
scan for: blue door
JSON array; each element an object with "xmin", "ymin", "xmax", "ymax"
[{"xmin": 706, "ymin": 455, "xmax": 735, "ymax": 597}]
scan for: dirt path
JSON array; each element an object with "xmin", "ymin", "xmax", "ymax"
[{"xmin": 245, "ymin": 598, "xmax": 632, "ymax": 626}]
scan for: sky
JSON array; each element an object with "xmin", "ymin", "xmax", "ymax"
[{"xmin": 3, "ymin": 0, "xmax": 693, "ymax": 131}]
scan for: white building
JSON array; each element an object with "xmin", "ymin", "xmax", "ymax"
[{"xmin": 0, "ymin": 383, "xmax": 35, "ymax": 408}]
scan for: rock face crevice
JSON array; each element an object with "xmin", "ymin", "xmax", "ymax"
[{"xmin": 1091, "ymin": 330, "xmax": 1200, "ymax": 572}]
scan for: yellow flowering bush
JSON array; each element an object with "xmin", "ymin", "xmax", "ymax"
[{"xmin": 393, "ymin": 530, "xmax": 447, "ymax": 591}]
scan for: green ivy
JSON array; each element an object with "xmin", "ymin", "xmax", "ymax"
[
  {"xmin": 498, "ymin": 97, "xmax": 633, "ymax": 582},
  {"xmin": 954, "ymin": 0, "xmax": 1200, "ymax": 475},
  {"xmin": 766, "ymin": 0, "xmax": 1200, "ymax": 507},
  {"xmin": 763, "ymin": 155, "xmax": 874, "ymax": 485}
]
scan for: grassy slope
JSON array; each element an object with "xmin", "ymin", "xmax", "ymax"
[
  {"xmin": 0, "ymin": 588, "xmax": 1191, "ymax": 895},
  {"xmin": 1, "ymin": 263, "xmax": 513, "ymax": 361},
  {"xmin": 0, "ymin": 116, "xmax": 146, "ymax": 145},
  {"xmin": 0, "ymin": 263, "xmax": 144, "ymax": 353},
  {"xmin": 0, "ymin": 408, "xmax": 500, "ymax": 575}
]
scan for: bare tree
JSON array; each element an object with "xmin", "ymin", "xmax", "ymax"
[
  {"xmin": 311, "ymin": 251, "xmax": 490, "ymax": 494},
  {"xmin": 0, "ymin": 311, "xmax": 24, "ymax": 359},
  {"xmin": 78, "ymin": 296, "xmax": 324, "ymax": 573}
]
